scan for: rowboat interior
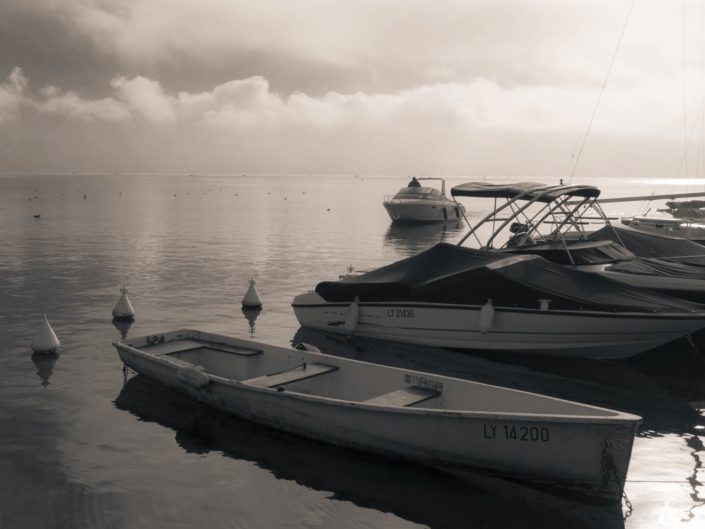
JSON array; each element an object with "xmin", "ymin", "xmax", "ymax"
[{"xmin": 126, "ymin": 331, "xmax": 631, "ymax": 419}]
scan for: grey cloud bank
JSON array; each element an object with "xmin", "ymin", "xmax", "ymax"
[{"xmin": 0, "ymin": 0, "xmax": 702, "ymax": 176}]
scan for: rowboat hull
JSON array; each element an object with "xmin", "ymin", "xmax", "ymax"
[
  {"xmin": 114, "ymin": 329, "xmax": 640, "ymax": 500},
  {"xmin": 292, "ymin": 292, "xmax": 704, "ymax": 358}
]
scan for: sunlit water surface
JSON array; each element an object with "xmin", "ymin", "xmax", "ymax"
[{"xmin": 2, "ymin": 174, "xmax": 705, "ymax": 529}]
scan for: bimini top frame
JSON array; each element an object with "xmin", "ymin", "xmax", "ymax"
[{"xmin": 451, "ymin": 182, "xmax": 617, "ymax": 263}]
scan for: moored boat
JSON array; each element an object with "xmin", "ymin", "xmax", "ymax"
[
  {"xmin": 383, "ymin": 177, "xmax": 465, "ymax": 223},
  {"xmin": 292, "ymin": 243, "xmax": 705, "ymax": 358},
  {"xmin": 114, "ymin": 329, "xmax": 641, "ymax": 499},
  {"xmin": 450, "ymin": 182, "xmax": 705, "ymax": 303}
]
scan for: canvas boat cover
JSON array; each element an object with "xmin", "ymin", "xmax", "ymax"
[
  {"xmin": 450, "ymin": 182, "xmax": 601, "ymax": 202},
  {"xmin": 588, "ymin": 226, "xmax": 705, "ymax": 265},
  {"xmin": 607, "ymin": 257, "xmax": 705, "ymax": 279},
  {"xmin": 504, "ymin": 240, "xmax": 635, "ymax": 265},
  {"xmin": 314, "ymin": 243, "xmax": 699, "ymax": 313},
  {"xmin": 505, "ymin": 236, "xmax": 705, "ymax": 278},
  {"xmin": 666, "ymin": 200, "xmax": 705, "ymax": 209}
]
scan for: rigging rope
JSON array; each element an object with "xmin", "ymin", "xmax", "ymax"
[{"xmin": 568, "ymin": 0, "xmax": 637, "ymax": 183}]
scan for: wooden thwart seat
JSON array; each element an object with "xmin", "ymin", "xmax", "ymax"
[
  {"xmin": 157, "ymin": 341, "xmax": 263, "ymax": 357},
  {"xmin": 364, "ymin": 386, "xmax": 439, "ymax": 407},
  {"xmin": 243, "ymin": 362, "xmax": 338, "ymax": 388}
]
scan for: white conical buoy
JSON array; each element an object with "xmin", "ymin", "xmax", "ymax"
[
  {"xmin": 112, "ymin": 287, "xmax": 136, "ymax": 321},
  {"xmin": 242, "ymin": 277, "xmax": 263, "ymax": 309},
  {"xmin": 344, "ymin": 296, "xmax": 360, "ymax": 338},
  {"xmin": 31, "ymin": 314, "xmax": 60, "ymax": 354},
  {"xmin": 478, "ymin": 299, "xmax": 494, "ymax": 334}
]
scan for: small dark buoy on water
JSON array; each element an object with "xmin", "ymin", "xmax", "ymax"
[
  {"xmin": 33, "ymin": 214, "xmax": 40, "ymax": 218},
  {"xmin": 242, "ymin": 277, "xmax": 263, "ymax": 309},
  {"xmin": 112, "ymin": 287, "xmax": 136, "ymax": 321},
  {"xmin": 31, "ymin": 315, "xmax": 60, "ymax": 354}
]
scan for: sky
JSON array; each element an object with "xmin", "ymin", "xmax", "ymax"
[{"xmin": 2, "ymin": 0, "xmax": 705, "ymax": 177}]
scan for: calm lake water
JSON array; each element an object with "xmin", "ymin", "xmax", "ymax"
[{"xmin": 2, "ymin": 173, "xmax": 705, "ymax": 529}]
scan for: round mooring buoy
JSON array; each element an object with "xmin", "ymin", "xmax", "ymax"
[
  {"xmin": 112, "ymin": 287, "xmax": 136, "ymax": 321},
  {"xmin": 242, "ymin": 277, "xmax": 263, "ymax": 309},
  {"xmin": 31, "ymin": 314, "xmax": 60, "ymax": 354}
]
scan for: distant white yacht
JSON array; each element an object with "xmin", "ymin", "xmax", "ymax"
[{"xmin": 383, "ymin": 177, "xmax": 465, "ymax": 223}]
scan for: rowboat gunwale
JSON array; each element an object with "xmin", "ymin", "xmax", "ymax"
[{"xmin": 113, "ymin": 329, "xmax": 641, "ymax": 425}]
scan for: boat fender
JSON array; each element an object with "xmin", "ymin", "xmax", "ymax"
[
  {"xmin": 443, "ymin": 207, "xmax": 448, "ymax": 220},
  {"xmin": 455, "ymin": 206, "xmax": 460, "ymax": 219},
  {"xmin": 177, "ymin": 365, "xmax": 210, "ymax": 388},
  {"xmin": 294, "ymin": 342, "xmax": 321, "ymax": 352},
  {"xmin": 345, "ymin": 296, "xmax": 360, "ymax": 337},
  {"xmin": 478, "ymin": 299, "xmax": 494, "ymax": 334}
]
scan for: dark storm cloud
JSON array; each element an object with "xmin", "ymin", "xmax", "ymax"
[
  {"xmin": 1, "ymin": 0, "xmax": 703, "ymax": 176},
  {"xmin": 0, "ymin": 3, "xmax": 119, "ymax": 96}
]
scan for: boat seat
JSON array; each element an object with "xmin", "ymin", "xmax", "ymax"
[
  {"xmin": 242, "ymin": 362, "xmax": 338, "ymax": 388},
  {"xmin": 364, "ymin": 386, "xmax": 439, "ymax": 407},
  {"xmin": 160, "ymin": 341, "xmax": 263, "ymax": 357}
]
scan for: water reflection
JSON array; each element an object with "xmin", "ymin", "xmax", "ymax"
[
  {"xmin": 31, "ymin": 351, "xmax": 58, "ymax": 388},
  {"xmin": 115, "ymin": 375, "xmax": 625, "ymax": 529},
  {"xmin": 112, "ymin": 318, "xmax": 133, "ymax": 340},
  {"xmin": 383, "ymin": 221, "xmax": 465, "ymax": 254},
  {"xmin": 241, "ymin": 308, "xmax": 261, "ymax": 338},
  {"xmin": 684, "ymin": 433, "xmax": 705, "ymax": 522}
]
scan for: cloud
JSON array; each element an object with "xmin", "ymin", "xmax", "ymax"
[
  {"xmin": 0, "ymin": 67, "xmax": 27, "ymax": 121},
  {"xmin": 0, "ymin": 63, "xmax": 692, "ymax": 136},
  {"xmin": 6, "ymin": 0, "xmax": 676, "ymax": 96},
  {"xmin": 0, "ymin": 59, "xmax": 699, "ymax": 177},
  {"xmin": 111, "ymin": 75, "xmax": 175, "ymax": 123},
  {"xmin": 38, "ymin": 88, "xmax": 129, "ymax": 122}
]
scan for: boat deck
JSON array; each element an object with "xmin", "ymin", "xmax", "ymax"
[
  {"xmin": 243, "ymin": 362, "xmax": 339, "ymax": 388},
  {"xmin": 364, "ymin": 386, "xmax": 440, "ymax": 407},
  {"xmin": 145, "ymin": 338, "xmax": 263, "ymax": 357},
  {"xmin": 121, "ymin": 331, "xmax": 636, "ymax": 418}
]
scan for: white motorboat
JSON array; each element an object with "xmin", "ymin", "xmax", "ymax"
[
  {"xmin": 292, "ymin": 243, "xmax": 705, "ymax": 359},
  {"xmin": 450, "ymin": 182, "xmax": 705, "ymax": 303},
  {"xmin": 383, "ymin": 177, "xmax": 465, "ymax": 223},
  {"xmin": 114, "ymin": 329, "xmax": 641, "ymax": 499},
  {"xmin": 621, "ymin": 216, "xmax": 705, "ymax": 244},
  {"xmin": 616, "ymin": 194, "xmax": 705, "ymax": 244}
]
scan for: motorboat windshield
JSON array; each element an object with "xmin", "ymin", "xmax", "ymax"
[{"xmin": 392, "ymin": 186, "xmax": 443, "ymax": 200}]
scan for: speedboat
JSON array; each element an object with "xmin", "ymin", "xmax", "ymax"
[
  {"xmin": 292, "ymin": 242, "xmax": 705, "ymax": 358},
  {"xmin": 621, "ymin": 216, "xmax": 705, "ymax": 245},
  {"xmin": 583, "ymin": 224, "xmax": 705, "ymax": 265},
  {"xmin": 114, "ymin": 329, "xmax": 641, "ymax": 499},
  {"xmin": 619, "ymin": 198, "xmax": 705, "ymax": 243},
  {"xmin": 383, "ymin": 177, "xmax": 465, "ymax": 223},
  {"xmin": 450, "ymin": 182, "xmax": 705, "ymax": 303}
]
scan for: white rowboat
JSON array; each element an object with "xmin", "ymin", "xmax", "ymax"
[{"xmin": 114, "ymin": 329, "xmax": 641, "ymax": 499}]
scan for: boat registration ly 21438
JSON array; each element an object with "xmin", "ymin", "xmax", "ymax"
[{"xmin": 387, "ymin": 308, "xmax": 415, "ymax": 318}]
